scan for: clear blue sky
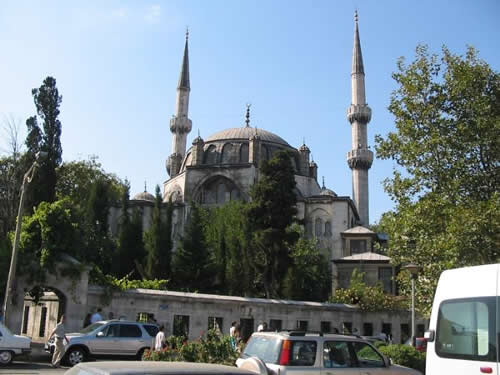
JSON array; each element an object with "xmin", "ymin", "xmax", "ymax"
[{"xmin": 0, "ymin": 0, "xmax": 498, "ymax": 224}]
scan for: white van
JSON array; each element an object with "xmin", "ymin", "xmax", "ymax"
[
  {"xmin": 425, "ymin": 263, "xmax": 499, "ymax": 374},
  {"xmin": 0, "ymin": 322, "xmax": 31, "ymax": 365}
]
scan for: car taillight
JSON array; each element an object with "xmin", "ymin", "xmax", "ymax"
[{"xmin": 279, "ymin": 340, "xmax": 291, "ymax": 365}]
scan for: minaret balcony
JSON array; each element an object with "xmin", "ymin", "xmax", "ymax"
[
  {"xmin": 347, "ymin": 149, "xmax": 373, "ymax": 170},
  {"xmin": 347, "ymin": 104, "xmax": 372, "ymax": 124},
  {"xmin": 169, "ymin": 116, "xmax": 192, "ymax": 133}
]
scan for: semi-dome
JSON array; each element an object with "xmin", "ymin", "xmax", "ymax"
[
  {"xmin": 205, "ymin": 127, "xmax": 290, "ymax": 147},
  {"xmin": 132, "ymin": 191, "xmax": 155, "ymax": 202}
]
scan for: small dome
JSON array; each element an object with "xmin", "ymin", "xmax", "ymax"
[
  {"xmin": 133, "ymin": 191, "xmax": 155, "ymax": 202},
  {"xmin": 321, "ymin": 187, "xmax": 337, "ymax": 197},
  {"xmin": 299, "ymin": 143, "xmax": 310, "ymax": 152}
]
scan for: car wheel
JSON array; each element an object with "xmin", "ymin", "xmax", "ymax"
[
  {"xmin": 66, "ymin": 347, "xmax": 87, "ymax": 366},
  {"xmin": 136, "ymin": 347, "xmax": 147, "ymax": 360},
  {"xmin": 0, "ymin": 350, "xmax": 13, "ymax": 365}
]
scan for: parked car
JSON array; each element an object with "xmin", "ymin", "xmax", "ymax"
[
  {"xmin": 64, "ymin": 361, "xmax": 266, "ymax": 375},
  {"xmin": 45, "ymin": 319, "xmax": 159, "ymax": 366},
  {"xmin": 404, "ymin": 337, "xmax": 427, "ymax": 352},
  {"xmin": 425, "ymin": 263, "xmax": 499, "ymax": 375},
  {"xmin": 0, "ymin": 321, "xmax": 31, "ymax": 365},
  {"xmin": 237, "ymin": 330, "xmax": 422, "ymax": 375}
]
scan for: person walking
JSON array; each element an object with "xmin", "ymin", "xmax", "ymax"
[
  {"xmin": 48, "ymin": 315, "xmax": 68, "ymax": 368},
  {"xmin": 154, "ymin": 325, "xmax": 166, "ymax": 351},
  {"xmin": 90, "ymin": 308, "xmax": 103, "ymax": 323}
]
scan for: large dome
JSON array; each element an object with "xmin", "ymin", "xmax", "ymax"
[{"xmin": 204, "ymin": 127, "xmax": 290, "ymax": 147}]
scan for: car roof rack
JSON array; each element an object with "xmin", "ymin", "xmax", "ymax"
[{"xmin": 281, "ymin": 330, "xmax": 324, "ymax": 337}]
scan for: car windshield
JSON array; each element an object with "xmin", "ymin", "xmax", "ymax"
[
  {"xmin": 0, "ymin": 322, "xmax": 13, "ymax": 336},
  {"xmin": 79, "ymin": 322, "xmax": 105, "ymax": 334}
]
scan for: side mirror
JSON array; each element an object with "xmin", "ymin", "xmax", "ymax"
[
  {"xmin": 424, "ymin": 330, "xmax": 435, "ymax": 342},
  {"xmin": 97, "ymin": 331, "xmax": 105, "ymax": 337}
]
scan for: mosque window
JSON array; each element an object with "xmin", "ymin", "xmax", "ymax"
[
  {"xmin": 324, "ymin": 221, "xmax": 332, "ymax": 237},
  {"xmin": 350, "ymin": 239, "xmax": 367, "ymax": 255},
  {"xmin": 230, "ymin": 189, "xmax": 240, "ymax": 201},
  {"xmin": 221, "ymin": 143, "xmax": 237, "ymax": 163},
  {"xmin": 315, "ymin": 218, "xmax": 323, "ymax": 237},
  {"xmin": 240, "ymin": 143, "xmax": 249, "ymax": 163},
  {"xmin": 217, "ymin": 183, "xmax": 226, "ymax": 203},
  {"xmin": 260, "ymin": 145, "xmax": 269, "ymax": 161},
  {"xmin": 204, "ymin": 145, "xmax": 217, "ymax": 164}
]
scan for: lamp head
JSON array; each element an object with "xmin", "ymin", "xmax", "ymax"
[{"xmin": 402, "ymin": 263, "xmax": 421, "ymax": 275}]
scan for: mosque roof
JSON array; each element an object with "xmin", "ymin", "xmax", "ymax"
[
  {"xmin": 132, "ymin": 191, "xmax": 155, "ymax": 202},
  {"xmin": 204, "ymin": 127, "xmax": 291, "ymax": 147}
]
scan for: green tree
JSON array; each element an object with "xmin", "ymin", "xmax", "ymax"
[
  {"xmin": 283, "ymin": 225, "xmax": 331, "ymax": 301},
  {"xmin": 375, "ymin": 45, "xmax": 500, "ymax": 315},
  {"xmin": 247, "ymin": 150, "xmax": 299, "ymax": 298},
  {"xmin": 202, "ymin": 201, "xmax": 254, "ymax": 296},
  {"xmin": 25, "ymin": 77, "xmax": 63, "ymax": 210},
  {"xmin": 113, "ymin": 182, "xmax": 145, "ymax": 278},
  {"xmin": 17, "ymin": 198, "xmax": 84, "ymax": 284},
  {"xmin": 172, "ymin": 203, "xmax": 213, "ymax": 292},
  {"xmin": 144, "ymin": 185, "xmax": 173, "ymax": 280}
]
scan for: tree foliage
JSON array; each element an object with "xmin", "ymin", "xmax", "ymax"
[
  {"xmin": 247, "ymin": 150, "xmax": 299, "ymax": 298},
  {"xmin": 144, "ymin": 185, "xmax": 173, "ymax": 280},
  {"xmin": 283, "ymin": 225, "xmax": 331, "ymax": 301},
  {"xmin": 330, "ymin": 269, "xmax": 403, "ymax": 312},
  {"xmin": 25, "ymin": 76, "xmax": 63, "ymax": 210},
  {"xmin": 375, "ymin": 45, "xmax": 500, "ymax": 315},
  {"xmin": 172, "ymin": 203, "xmax": 213, "ymax": 292},
  {"xmin": 17, "ymin": 198, "xmax": 84, "ymax": 283}
]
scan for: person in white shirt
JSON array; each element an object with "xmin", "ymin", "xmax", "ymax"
[
  {"xmin": 154, "ymin": 325, "xmax": 166, "ymax": 351},
  {"xmin": 90, "ymin": 308, "xmax": 103, "ymax": 323},
  {"xmin": 48, "ymin": 315, "xmax": 68, "ymax": 368}
]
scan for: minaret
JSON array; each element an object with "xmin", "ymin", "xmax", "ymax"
[
  {"xmin": 167, "ymin": 30, "xmax": 193, "ymax": 177},
  {"xmin": 346, "ymin": 11, "xmax": 373, "ymax": 226}
]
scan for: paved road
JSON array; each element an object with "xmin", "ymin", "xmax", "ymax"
[{"xmin": 0, "ymin": 343, "xmax": 67, "ymax": 374}]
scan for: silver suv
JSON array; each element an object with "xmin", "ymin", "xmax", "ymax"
[
  {"xmin": 45, "ymin": 320, "xmax": 158, "ymax": 366},
  {"xmin": 236, "ymin": 331, "xmax": 422, "ymax": 375}
]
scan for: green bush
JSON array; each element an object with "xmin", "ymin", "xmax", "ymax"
[
  {"xmin": 378, "ymin": 344, "xmax": 426, "ymax": 374},
  {"xmin": 142, "ymin": 329, "xmax": 239, "ymax": 365}
]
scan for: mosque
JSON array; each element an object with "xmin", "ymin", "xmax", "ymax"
[{"xmin": 116, "ymin": 13, "xmax": 394, "ymax": 294}]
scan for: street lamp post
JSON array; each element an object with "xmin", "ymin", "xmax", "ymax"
[
  {"xmin": 2, "ymin": 151, "xmax": 47, "ymax": 328},
  {"xmin": 403, "ymin": 263, "xmax": 421, "ymax": 347}
]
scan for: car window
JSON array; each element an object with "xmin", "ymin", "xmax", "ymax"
[
  {"xmin": 324, "ymin": 341, "xmax": 354, "ymax": 368},
  {"xmin": 80, "ymin": 322, "xmax": 105, "ymax": 334},
  {"xmin": 103, "ymin": 324, "xmax": 120, "ymax": 337},
  {"xmin": 119, "ymin": 324, "xmax": 142, "ymax": 337},
  {"xmin": 289, "ymin": 341, "xmax": 316, "ymax": 366},
  {"xmin": 241, "ymin": 336, "xmax": 282, "ymax": 364},
  {"xmin": 353, "ymin": 342, "xmax": 385, "ymax": 368},
  {"xmin": 143, "ymin": 324, "xmax": 159, "ymax": 337}
]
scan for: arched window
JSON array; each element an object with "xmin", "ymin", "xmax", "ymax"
[
  {"xmin": 240, "ymin": 143, "xmax": 249, "ymax": 163},
  {"xmin": 315, "ymin": 218, "xmax": 323, "ymax": 237},
  {"xmin": 216, "ymin": 183, "xmax": 226, "ymax": 203},
  {"xmin": 204, "ymin": 145, "xmax": 217, "ymax": 164},
  {"xmin": 324, "ymin": 221, "xmax": 332, "ymax": 237},
  {"xmin": 221, "ymin": 143, "xmax": 235, "ymax": 163}
]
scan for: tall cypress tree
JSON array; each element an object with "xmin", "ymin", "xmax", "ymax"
[
  {"xmin": 172, "ymin": 203, "xmax": 213, "ymax": 292},
  {"xmin": 247, "ymin": 150, "xmax": 299, "ymax": 298},
  {"xmin": 25, "ymin": 77, "xmax": 63, "ymax": 211},
  {"xmin": 144, "ymin": 185, "xmax": 172, "ymax": 279}
]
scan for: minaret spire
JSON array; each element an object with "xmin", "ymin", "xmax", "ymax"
[
  {"xmin": 167, "ymin": 31, "xmax": 193, "ymax": 178},
  {"xmin": 346, "ymin": 10, "xmax": 373, "ymax": 226}
]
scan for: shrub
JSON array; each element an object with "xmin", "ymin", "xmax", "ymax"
[
  {"xmin": 378, "ymin": 344, "xmax": 426, "ymax": 373},
  {"xmin": 142, "ymin": 329, "xmax": 238, "ymax": 365}
]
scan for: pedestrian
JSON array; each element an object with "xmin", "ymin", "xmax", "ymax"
[
  {"xmin": 257, "ymin": 321, "xmax": 267, "ymax": 332},
  {"xmin": 90, "ymin": 308, "xmax": 103, "ymax": 323},
  {"xmin": 230, "ymin": 321, "xmax": 237, "ymax": 337},
  {"xmin": 154, "ymin": 325, "xmax": 166, "ymax": 351},
  {"xmin": 48, "ymin": 315, "xmax": 68, "ymax": 368},
  {"xmin": 108, "ymin": 311, "xmax": 115, "ymax": 320},
  {"xmin": 83, "ymin": 313, "xmax": 91, "ymax": 328}
]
